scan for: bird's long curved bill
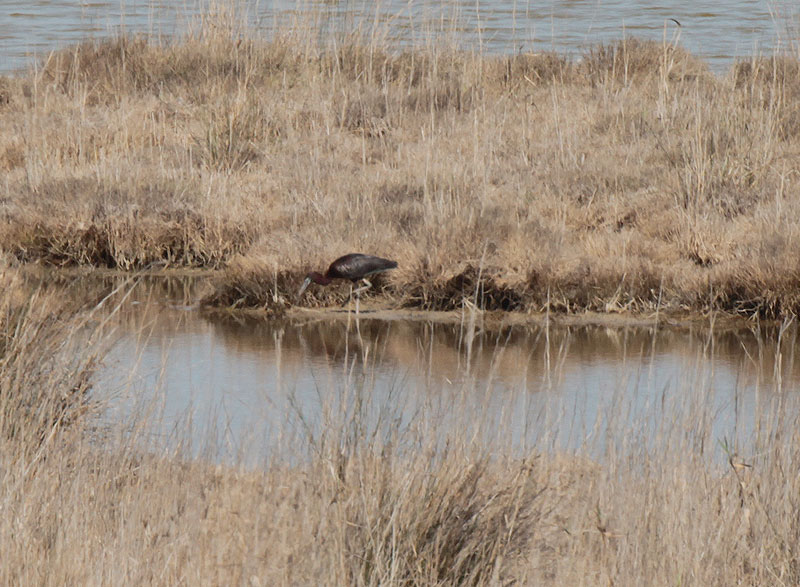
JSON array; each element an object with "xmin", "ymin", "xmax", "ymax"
[{"xmin": 297, "ymin": 276, "xmax": 312, "ymax": 299}]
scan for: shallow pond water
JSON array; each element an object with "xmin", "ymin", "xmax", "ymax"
[
  {"xmin": 0, "ymin": 0, "xmax": 797, "ymax": 75},
  {"xmin": 86, "ymin": 276, "xmax": 800, "ymax": 466}
]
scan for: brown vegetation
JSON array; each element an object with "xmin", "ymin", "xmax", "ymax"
[
  {"xmin": 0, "ymin": 269, "xmax": 100, "ymax": 456},
  {"xmin": 1, "ymin": 21, "xmax": 799, "ymax": 317},
  {"xmin": 11, "ymin": 414, "xmax": 800, "ymax": 585}
]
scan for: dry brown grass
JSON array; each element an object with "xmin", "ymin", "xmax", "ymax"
[
  {"xmin": 1, "ymin": 16, "xmax": 800, "ymax": 317},
  {"xmin": 12, "ymin": 430, "xmax": 800, "ymax": 585},
  {"xmin": 0, "ymin": 267, "xmax": 101, "ymax": 457}
]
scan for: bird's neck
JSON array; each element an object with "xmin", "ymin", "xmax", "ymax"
[{"xmin": 311, "ymin": 271, "xmax": 333, "ymax": 285}]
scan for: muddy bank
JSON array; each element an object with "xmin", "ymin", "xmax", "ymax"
[{"xmin": 16, "ymin": 264, "xmax": 760, "ymax": 330}]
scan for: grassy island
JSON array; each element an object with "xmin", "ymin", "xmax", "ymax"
[{"xmin": 1, "ymin": 16, "xmax": 799, "ymax": 317}]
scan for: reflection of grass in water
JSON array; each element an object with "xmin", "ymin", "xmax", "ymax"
[
  {"xmin": 1, "ymin": 5, "xmax": 800, "ymax": 316},
  {"xmin": 5, "ymin": 268, "xmax": 800, "ymax": 584}
]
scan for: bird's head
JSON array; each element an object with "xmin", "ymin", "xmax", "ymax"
[{"xmin": 297, "ymin": 271, "xmax": 324, "ymax": 300}]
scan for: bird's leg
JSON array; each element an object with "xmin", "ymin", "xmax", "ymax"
[
  {"xmin": 352, "ymin": 278, "xmax": 373, "ymax": 298},
  {"xmin": 351, "ymin": 279, "xmax": 373, "ymax": 318},
  {"xmin": 340, "ymin": 284, "xmax": 354, "ymax": 308}
]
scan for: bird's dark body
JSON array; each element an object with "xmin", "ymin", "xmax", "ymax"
[
  {"xmin": 325, "ymin": 254, "xmax": 398, "ymax": 282},
  {"xmin": 297, "ymin": 253, "xmax": 398, "ymax": 303}
]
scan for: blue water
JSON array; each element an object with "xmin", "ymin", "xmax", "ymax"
[{"xmin": 0, "ymin": 0, "xmax": 796, "ymax": 75}]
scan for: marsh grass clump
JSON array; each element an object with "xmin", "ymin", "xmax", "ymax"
[
  {"xmin": 581, "ymin": 38, "xmax": 711, "ymax": 85},
  {"xmin": 319, "ymin": 452, "xmax": 541, "ymax": 585},
  {"xmin": 201, "ymin": 255, "xmax": 293, "ymax": 308},
  {"xmin": 482, "ymin": 52, "xmax": 572, "ymax": 87},
  {"xmin": 195, "ymin": 92, "xmax": 269, "ymax": 171},
  {"xmin": 0, "ymin": 270, "xmax": 101, "ymax": 460},
  {"xmin": 733, "ymin": 54, "xmax": 800, "ymax": 97},
  {"xmin": 39, "ymin": 37, "xmax": 171, "ymax": 101},
  {"xmin": 2, "ymin": 177, "xmax": 251, "ymax": 269}
]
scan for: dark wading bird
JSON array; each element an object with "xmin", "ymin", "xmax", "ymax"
[{"xmin": 297, "ymin": 253, "xmax": 398, "ymax": 309}]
